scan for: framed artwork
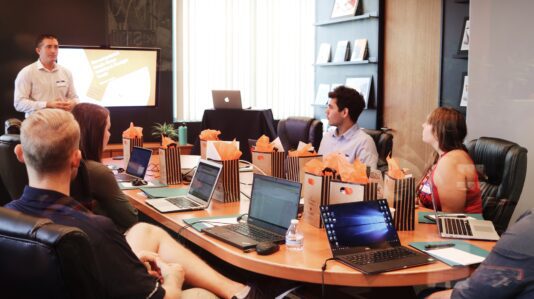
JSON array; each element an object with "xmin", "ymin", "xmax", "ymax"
[
  {"xmin": 459, "ymin": 73, "xmax": 468, "ymax": 107},
  {"xmin": 345, "ymin": 76, "xmax": 372, "ymax": 108},
  {"xmin": 331, "ymin": 0, "xmax": 359, "ymax": 19},
  {"xmin": 458, "ymin": 18, "xmax": 470, "ymax": 54}
]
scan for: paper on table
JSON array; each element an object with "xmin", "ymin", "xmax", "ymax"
[{"xmin": 428, "ymin": 247, "xmax": 485, "ymax": 266}]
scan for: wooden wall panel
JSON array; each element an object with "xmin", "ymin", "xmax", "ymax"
[{"xmin": 383, "ymin": 0, "xmax": 442, "ymax": 178}]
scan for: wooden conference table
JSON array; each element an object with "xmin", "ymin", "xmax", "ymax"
[{"xmin": 111, "ymin": 156, "xmax": 496, "ymax": 287}]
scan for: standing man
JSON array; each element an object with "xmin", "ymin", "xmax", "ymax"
[
  {"xmin": 318, "ymin": 85, "xmax": 378, "ymax": 168},
  {"xmin": 14, "ymin": 34, "xmax": 78, "ymax": 117}
]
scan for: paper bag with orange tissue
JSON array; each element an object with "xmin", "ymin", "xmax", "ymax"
[
  {"xmin": 158, "ymin": 136, "xmax": 182, "ymax": 185},
  {"xmin": 251, "ymin": 135, "xmax": 286, "ymax": 178},
  {"xmin": 286, "ymin": 142, "xmax": 320, "ymax": 183},
  {"xmin": 328, "ymin": 156, "xmax": 378, "ymax": 206},
  {"xmin": 210, "ymin": 141, "xmax": 242, "ymax": 203},
  {"xmin": 384, "ymin": 155, "xmax": 415, "ymax": 231},
  {"xmin": 199, "ymin": 129, "xmax": 221, "ymax": 159},
  {"xmin": 302, "ymin": 158, "xmax": 335, "ymax": 228},
  {"xmin": 122, "ymin": 122, "xmax": 143, "ymax": 166}
]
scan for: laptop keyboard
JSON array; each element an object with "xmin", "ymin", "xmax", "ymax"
[
  {"xmin": 442, "ymin": 218, "xmax": 473, "ymax": 236},
  {"xmin": 167, "ymin": 197, "xmax": 200, "ymax": 209},
  {"xmin": 344, "ymin": 247, "xmax": 417, "ymax": 265},
  {"xmin": 226, "ymin": 223, "xmax": 282, "ymax": 242}
]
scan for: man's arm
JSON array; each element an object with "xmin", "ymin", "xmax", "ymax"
[{"xmin": 13, "ymin": 69, "xmax": 47, "ymax": 113}]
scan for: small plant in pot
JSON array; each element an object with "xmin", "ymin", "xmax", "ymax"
[{"xmin": 151, "ymin": 122, "xmax": 178, "ymax": 143}]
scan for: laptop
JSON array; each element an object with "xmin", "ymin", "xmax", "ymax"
[
  {"xmin": 430, "ymin": 189, "xmax": 500, "ymax": 241},
  {"xmin": 114, "ymin": 146, "xmax": 152, "ymax": 182},
  {"xmin": 212, "ymin": 90, "xmax": 242, "ymax": 110},
  {"xmin": 320, "ymin": 200, "xmax": 435, "ymax": 274},
  {"xmin": 202, "ymin": 174, "xmax": 302, "ymax": 250},
  {"xmin": 145, "ymin": 159, "xmax": 222, "ymax": 213}
]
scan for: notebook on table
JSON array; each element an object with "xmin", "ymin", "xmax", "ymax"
[
  {"xmin": 429, "ymin": 190, "xmax": 499, "ymax": 241},
  {"xmin": 212, "ymin": 90, "xmax": 242, "ymax": 110},
  {"xmin": 145, "ymin": 159, "xmax": 222, "ymax": 213},
  {"xmin": 320, "ymin": 200, "xmax": 435, "ymax": 274},
  {"xmin": 202, "ymin": 174, "xmax": 302, "ymax": 250},
  {"xmin": 114, "ymin": 146, "xmax": 152, "ymax": 182}
]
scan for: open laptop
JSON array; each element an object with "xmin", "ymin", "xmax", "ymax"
[
  {"xmin": 212, "ymin": 90, "xmax": 242, "ymax": 110},
  {"xmin": 114, "ymin": 146, "xmax": 152, "ymax": 182},
  {"xmin": 145, "ymin": 159, "xmax": 222, "ymax": 213},
  {"xmin": 320, "ymin": 200, "xmax": 435, "ymax": 274},
  {"xmin": 430, "ymin": 189, "xmax": 500, "ymax": 241},
  {"xmin": 202, "ymin": 174, "xmax": 302, "ymax": 250}
]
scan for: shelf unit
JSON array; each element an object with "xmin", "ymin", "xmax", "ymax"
[
  {"xmin": 439, "ymin": 0, "xmax": 469, "ymax": 114},
  {"xmin": 313, "ymin": 0, "xmax": 384, "ymax": 129}
]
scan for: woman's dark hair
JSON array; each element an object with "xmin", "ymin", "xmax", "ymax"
[
  {"xmin": 328, "ymin": 85, "xmax": 365, "ymax": 123},
  {"xmin": 71, "ymin": 103, "xmax": 110, "ymax": 162},
  {"xmin": 427, "ymin": 107, "xmax": 467, "ymax": 153}
]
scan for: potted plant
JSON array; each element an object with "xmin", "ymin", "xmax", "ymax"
[{"xmin": 151, "ymin": 122, "xmax": 178, "ymax": 142}]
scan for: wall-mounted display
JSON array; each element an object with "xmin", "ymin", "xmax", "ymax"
[
  {"xmin": 331, "ymin": 0, "xmax": 359, "ymax": 18},
  {"xmin": 460, "ymin": 73, "xmax": 468, "ymax": 107},
  {"xmin": 346, "ymin": 76, "xmax": 372, "ymax": 108},
  {"xmin": 458, "ymin": 18, "xmax": 470, "ymax": 54}
]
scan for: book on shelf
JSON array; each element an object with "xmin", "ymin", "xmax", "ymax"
[
  {"xmin": 315, "ymin": 84, "xmax": 331, "ymax": 105},
  {"xmin": 316, "ymin": 43, "xmax": 331, "ymax": 64},
  {"xmin": 350, "ymin": 38, "xmax": 368, "ymax": 61},
  {"xmin": 331, "ymin": 83, "xmax": 343, "ymax": 91},
  {"xmin": 333, "ymin": 40, "xmax": 351, "ymax": 63}
]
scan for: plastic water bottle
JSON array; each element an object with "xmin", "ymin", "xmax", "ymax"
[
  {"xmin": 178, "ymin": 123, "xmax": 187, "ymax": 145},
  {"xmin": 285, "ymin": 219, "xmax": 304, "ymax": 251}
]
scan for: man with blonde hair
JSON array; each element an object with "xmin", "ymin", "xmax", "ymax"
[{"xmin": 6, "ymin": 109, "xmax": 260, "ymax": 299}]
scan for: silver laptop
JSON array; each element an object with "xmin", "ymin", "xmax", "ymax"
[
  {"xmin": 145, "ymin": 159, "xmax": 222, "ymax": 213},
  {"xmin": 114, "ymin": 146, "xmax": 152, "ymax": 182},
  {"xmin": 212, "ymin": 90, "xmax": 242, "ymax": 109},
  {"xmin": 430, "ymin": 186, "xmax": 499, "ymax": 241}
]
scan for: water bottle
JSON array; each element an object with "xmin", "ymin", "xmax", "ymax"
[
  {"xmin": 178, "ymin": 123, "xmax": 188, "ymax": 145},
  {"xmin": 285, "ymin": 219, "xmax": 304, "ymax": 251}
]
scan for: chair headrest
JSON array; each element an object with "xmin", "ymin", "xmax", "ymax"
[
  {"xmin": 5, "ymin": 118, "xmax": 21, "ymax": 135},
  {"xmin": 0, "ymin": 134, "xmax": 21, "ymax": 144}
]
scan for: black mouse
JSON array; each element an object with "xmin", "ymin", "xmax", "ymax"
[{"xmin": 255, "ymin": 242, "xmax": 279, "ymax": 255}]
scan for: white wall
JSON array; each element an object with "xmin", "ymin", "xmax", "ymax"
[{"xmin": 468, "ymin": 0, "xmax": 534, "ymax": 224}]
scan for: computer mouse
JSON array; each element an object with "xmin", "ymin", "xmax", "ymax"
[{"xmin": 255, "ymin": 242, "xmax": 279, "ymax": 255}]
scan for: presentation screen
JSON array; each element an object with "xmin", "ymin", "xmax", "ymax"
[{"xmin": 58, "ymin": 46, "xmax": 159, "ymax": 107}]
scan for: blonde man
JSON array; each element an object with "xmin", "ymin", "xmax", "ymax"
[{"xmin": 6, "ymin": 109, "xmax": 260, "ymax": 299}]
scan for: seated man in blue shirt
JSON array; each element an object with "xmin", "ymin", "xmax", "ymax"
[
  {"xmin": 425, "ymin": 209, "xmax": 534, "ymax": 299},
  {"xmin": 6, "ymin": 109, "xmax": 258, "ymax": 299},
  {"xmin": 318, "ymin": 85, "xmax": 378, "ymax": 168}
]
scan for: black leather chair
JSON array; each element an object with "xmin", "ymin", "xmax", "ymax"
[
  {"xmin": 276, "ymin": 117, "xmax": 323, "ymax": 151},
  {"xmin": 362, "ymin": 128, "xmax": 393, "ymax": 173},
  {"xmin": 0, "ymin": 207, "xmax": 103, "ymax": 299},
  {"xmin": 466, "ymin": 137, "xmax": 528, "ymax": 233},
  {"xmin": 0, "ymin": 134, "xmax": 28, "ymax": 200}
]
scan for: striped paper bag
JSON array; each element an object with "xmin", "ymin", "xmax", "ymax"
[
  {"xmin": 384, "ymin": 174, "xmax": 416, "ymax": 231},
  {"xmin": 252, "ymin": 151, "xmax": 286, "ymax": 178},
  {"xmin": 329, "ymin": 181, "xmax": 379, "ymax": 204},
  {"xmin": 122, "ymin": 137, "xmax": 143, "ymax": 166},
  {"xmin": 302, "ymin": 172, "xmax": 334, "ymax": 228},
  {"xmin": 286, "ymin": 155, "xmax": 320, "ymax": 183},
  {"xmin": 211, "ymin": 159, "xmax": 240, "ymax": 203},
  {"xmin": 159, "ymin": 145, "xmax": 182, "ymax": 185}
]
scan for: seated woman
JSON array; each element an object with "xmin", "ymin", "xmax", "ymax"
[
  {"xmin": 72, "ymin": 103, "xmax": 138, "ymax": 232},
  {"xmin": 416, "ymin": 107, "xmax": 482, "ymax": 213}
]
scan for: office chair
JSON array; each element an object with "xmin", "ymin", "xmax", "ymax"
[
  {"xmin": 0, "ymin": 134, "xmax": 28, "ymax": 200},
  {"xmin": 0, "ymin": 207, "xmax": 103, "ymax": 299},
  {"xmin": 276, "ymin": 117, "xmax": 323, "ymax": 151},
  {"xmin": 466, "ymin": 137, "xmax": 528, "ymax": 233},
  {"xmin": 362, "ymin": 128, "xmax": 393, "ymax": 173}
]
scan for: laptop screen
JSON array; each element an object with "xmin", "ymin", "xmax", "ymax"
[
  {"xmin": 321, "ymin": 200, "xmax": 400, "ymax": 251},
  {"xmin": 126, "ymin": 147, "xmax": 152, "ymax": 178},
  {"xmin": 248, "ymin": 174, "xmax": 302, "ymax": 229},
  {"xmin": 188, "ymin": 161, "xmax": 221, "ymax": 202}
]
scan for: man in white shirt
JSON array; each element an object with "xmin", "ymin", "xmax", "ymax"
[
  {"xmin": 14, "ymin": 34, "xmax": 78, "ymax": 117},
  {"xmin": 318, "ymin": 85, "xmax": 378, "ymax": 169}
]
